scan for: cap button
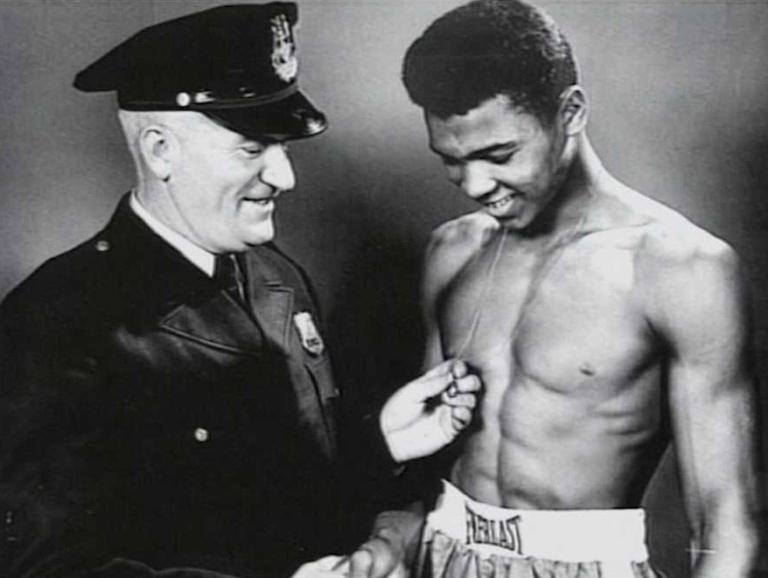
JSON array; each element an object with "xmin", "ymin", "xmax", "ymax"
[
  {"xmin": 176, "ymin": 92, "xmax": 191, "ymax": 107},
  {"xmin": 95, "ymin": 240, "xmax": 110, "ymax": 252}
]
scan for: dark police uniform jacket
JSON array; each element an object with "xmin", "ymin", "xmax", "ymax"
[{"xmin": 0, "ymin": 196, "xmax": 364, "ymax": 578}]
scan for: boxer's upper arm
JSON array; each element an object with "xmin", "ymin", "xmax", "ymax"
[
  {"xmin": 421, "ymin": 228, "xmax": 450, "ymax": 370},
  {"xmin": 648, "ymin": 238, "xmax": 760, "ymax": 574},
  {"xmin": 420, "ymin": 215, "xmax": 491, "ymax": 371}
]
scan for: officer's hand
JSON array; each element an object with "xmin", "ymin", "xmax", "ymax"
[
  {"xmin": 380, "ymin": 359, "xmax": 481, "ymax": 462},
  {"xmin": 291, "ymin": 556, "xmax": 350, "ymax": 578}
]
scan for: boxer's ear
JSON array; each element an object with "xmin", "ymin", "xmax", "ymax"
[{"xmin": 559, "ymin": 85, "xmax": 588, "ymax": 136}]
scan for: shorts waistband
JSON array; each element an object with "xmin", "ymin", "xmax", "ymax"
[{"xmin": 426, "ymin": 479, "xmax": 649, "ymax": 563}]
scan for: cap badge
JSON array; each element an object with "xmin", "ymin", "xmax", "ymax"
[
  {"xmin": 293, "ymin": 311, "xmax": 324, "ymax": 356},
  {"xmin": 271, "ymin": 14, "xmax": 298, "ymax": 83}
]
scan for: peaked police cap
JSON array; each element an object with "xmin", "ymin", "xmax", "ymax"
[{"xmin": 74, "ymin": 3, "xmax": 327, "ymax": 140}]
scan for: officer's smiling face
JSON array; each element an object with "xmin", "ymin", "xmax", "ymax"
[{"xmin": 166, "ymin": 113, "xmax": 296, "ymax": 253}]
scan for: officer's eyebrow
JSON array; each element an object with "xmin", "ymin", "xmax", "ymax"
[
  {"xmin": 235, "ymin": 135, "xmax": 283, "ymax": 147},
  {"xmin": 233, "ymin": 134, "xmax": 263, "ymax": 146}
]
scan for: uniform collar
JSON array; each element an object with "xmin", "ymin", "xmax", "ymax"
[{"xmin": 129, "ymin": 191, "xmax": 216, "ymax": 277}]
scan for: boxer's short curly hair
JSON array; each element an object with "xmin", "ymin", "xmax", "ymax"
[{"xmin": 402, "ymin": 0, "xmax": 578, "ymax": 123}]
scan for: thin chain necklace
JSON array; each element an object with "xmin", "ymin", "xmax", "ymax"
[{"xmin": 454, "ymin": 191, "xmax": 593, "ymax": 358}]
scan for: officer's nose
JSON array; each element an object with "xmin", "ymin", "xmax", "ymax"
[
  {"xmin": 459, "ymin": 161, "xmax": 496, "ymax": 199},
  {"xmin": 260, "ymin": 144, "xmax": 296, "ymax": 193}
]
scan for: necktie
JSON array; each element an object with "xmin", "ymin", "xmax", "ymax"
[{"xmin": 214, "ymin": 253, "xmax": 247, "ymax": 304}]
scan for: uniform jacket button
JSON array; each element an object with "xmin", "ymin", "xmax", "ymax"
[
  {"xmin": 193, "ymin": 427, "xmax": 209, "ymax": 442},
  {"xmin": 4, "ymin": 508, "xmax": 18, "ymax": 543},
  {"xmin": 95, "ymin": 239, "xmax": 110, "ymax": 252}
]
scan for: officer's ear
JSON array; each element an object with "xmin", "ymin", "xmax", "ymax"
[
  {"xmin": 139, "ymin": 124, "xmax": 176, "ymax": 183},
  {"xmin": 558, "ymin": 85, "xmax": 588, "ymax": 136}
]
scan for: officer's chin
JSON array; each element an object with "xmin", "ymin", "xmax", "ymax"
[{"xmin": 242, "ymin": 226, "xmax": 276, "ymax": 248}]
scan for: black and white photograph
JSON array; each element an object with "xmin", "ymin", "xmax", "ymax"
[{"xmin": 1, "ymin": 1, "xmax": 766, "ymax": 577}]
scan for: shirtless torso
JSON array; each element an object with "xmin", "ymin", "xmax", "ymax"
[
  {"xmin": 422, "ymin": 172, "xmax": 750, "ymax": 511},
  {"xmin": 354, "ymin": 92, "xmax": 758, "ymax": 578},
  {"xmin": 349, "ymin": 7, "xmax": 761, "ymax": 574}
]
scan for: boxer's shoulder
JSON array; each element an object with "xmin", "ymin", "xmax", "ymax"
[
  {"xmin": 625, "ymin": 196, "xmax": 735, "ymax": 277},
  {"xmin": 423, "ymin": 212, "xmax": 499, "ymax": 289},
  {"xmin": 591, "ymin": 185, "xmax": 734, "ymax": 269},
  {"xmin": 427, "ymin": 211, "xmax": 499, "ymax": 261},
  {"xmin": 599, "ymin": 187, "xmax": 744, "ymax": 327}
]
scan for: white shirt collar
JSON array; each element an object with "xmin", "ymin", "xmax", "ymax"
[{"xmin": 129, "ymin": 191, "xmax": 216, "ymax": 277}]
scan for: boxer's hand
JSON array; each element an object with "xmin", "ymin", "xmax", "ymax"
[
  {"xmin": 341, "ymin": 535, "xmax": 406, "ymax": 578},
  {"xmin": 380, "ymin": 359, "xmax": 481, "ymax": 462},
  {"xmin": 340, "ymin": 510, "xmax": 424, "ymax": 578},
  {"xmin": 291, "ymin": 555, "xmax": 350, "ymax": 578}
]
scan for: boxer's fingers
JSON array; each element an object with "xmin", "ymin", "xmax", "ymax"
[
  {"xmin": 331, "ymin": 555, "xmax": 351, "ymax": 573},
  {"xmin": 313, "ymin": 556, "xmax": 347, "ymax": 571},
  {"xmin": 348, "ymin": 548, "xmax": 374, "ymax": 578},
  {"xmin": 293, "ymin": 555, "xmax": 349, "ymax": 578},
  {"xmin": 349, "ymin": 538, "xmax": 400, "ymax": 578}
]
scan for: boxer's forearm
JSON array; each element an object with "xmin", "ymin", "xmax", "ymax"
[
  {"xmin": 690, "ymin": 515, "xmax": 760, "ymax": 578},
  {"xmin": 692, "ymin": 550, "xmax": 758, "ymax": 578}
]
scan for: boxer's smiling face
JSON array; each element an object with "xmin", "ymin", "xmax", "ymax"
[
  {"xmin": 426, "ymin": 94, "xmax": 570, "ymax": 232},
  {"xmin": 162, "ymin": 112, "xmax": 296, "ymax": 253}
]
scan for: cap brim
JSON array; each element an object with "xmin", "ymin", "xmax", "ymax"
[{"xmin": 203, "ymin": 90, "xmax": 327, "ymax": 141}]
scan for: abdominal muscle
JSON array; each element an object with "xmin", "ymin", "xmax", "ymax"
[
  {"xmin": 449, "ymin": 340, "xmax": 666, "ymax": 509},
  {"xmin": 441, "ymin": 244, "xmax": 668, "ymax": 510}
]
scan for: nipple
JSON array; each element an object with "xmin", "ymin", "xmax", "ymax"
[{"xmin": 579, "ymin": 363, "xmax": 596, "ymax": 377}]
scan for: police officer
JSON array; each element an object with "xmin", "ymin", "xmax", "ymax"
[{"xmin": 0, "ymin": 4, "xmax": 480, "ymax": 577}]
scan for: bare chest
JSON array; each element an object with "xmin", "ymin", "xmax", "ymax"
[{"xmin": 439, "ymin": 233, "xmax": 657, "ymax": 400}]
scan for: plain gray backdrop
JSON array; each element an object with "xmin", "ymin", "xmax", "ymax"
[{"xmin": 1, "ymin": 1, "xmax": 767, "ymax": 576}]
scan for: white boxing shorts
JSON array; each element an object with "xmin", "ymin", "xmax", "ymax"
[{"xmin": 417, "ymin": 480, "xmax": 665, "ymax": 578}]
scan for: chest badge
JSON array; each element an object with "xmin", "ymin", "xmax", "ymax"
[{"xmin": 293, "ymin": 311, "xmax": 324, "ymax": 356}]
